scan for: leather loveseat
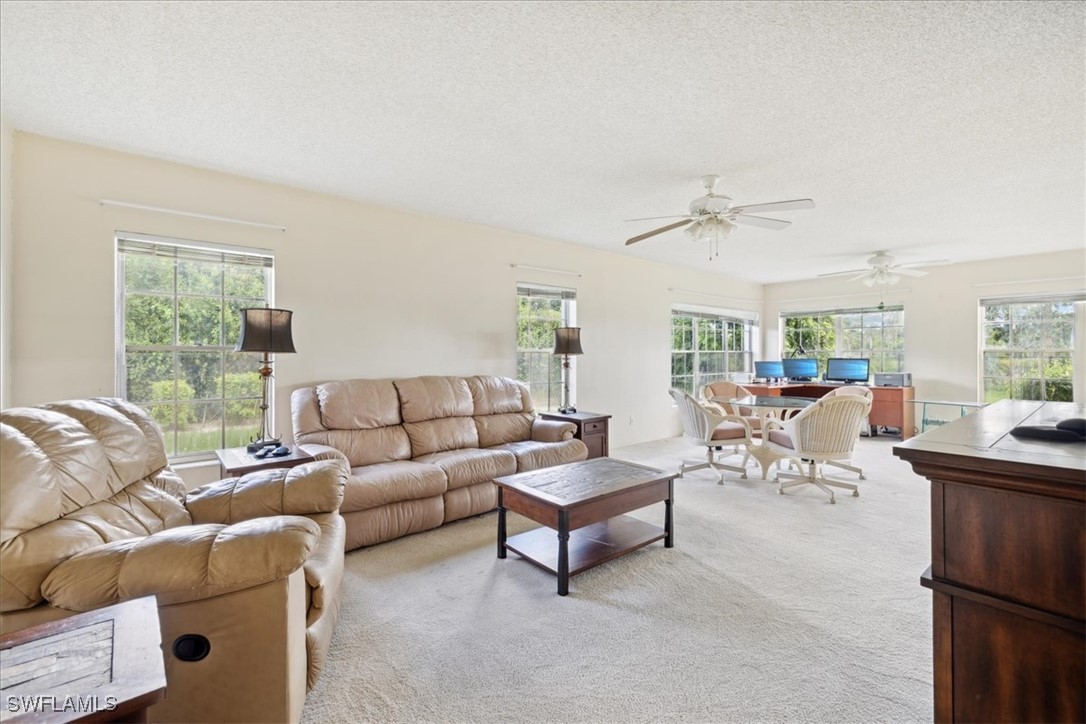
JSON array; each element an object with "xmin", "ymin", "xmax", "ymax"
[
  {"xmin": 291, "ymin": 375, "xmax": 589, "ymax": 550},
  {"xmin": 0, "ymin": 398, "xmax": 348, "ymax": 723}
]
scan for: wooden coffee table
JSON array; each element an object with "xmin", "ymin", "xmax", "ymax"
[{"xmin": 494, "ymin": 457, "xmax": 676, "ymax": 596}]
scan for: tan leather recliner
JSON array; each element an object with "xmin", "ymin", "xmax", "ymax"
[{"xmin": 0, "ymin": 398, "xmax": 348, "ymax": 723}]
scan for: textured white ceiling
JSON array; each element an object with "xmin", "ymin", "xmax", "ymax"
[{"xmin": 1, "ymin": 0, "xmax": 1082, "ymax": 283}]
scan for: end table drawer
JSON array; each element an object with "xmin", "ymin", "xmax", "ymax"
[{"xmin": 585, "ymin": 421, "xmax": 605, "ymax": 433}]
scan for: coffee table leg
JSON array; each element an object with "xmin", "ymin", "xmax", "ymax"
[
  {"xmin": 497, "ymin": 487, "xmax": 507, "ymax": 559},
  {"xmin": 557, "ymin": 510, "xmax": 570, "ymax": 596},
  {"xmin": 665, "ymin": 478, "xmax": 674, "ymax": 548}
]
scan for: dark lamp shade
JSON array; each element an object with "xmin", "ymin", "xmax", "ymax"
[
  {"xmin": 553, "ymin": 327, "xmax": 584, "ymax": 356},
  {"xmin": 236, "ymin": 308, "xmax": 297, "ymax": 353}
]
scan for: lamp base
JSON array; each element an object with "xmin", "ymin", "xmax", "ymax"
[{"xmin": 557, "ymin": 405, "xmax": 578, "ymax": 414}]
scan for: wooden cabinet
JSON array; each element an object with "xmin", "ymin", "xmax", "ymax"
[
  {"xmin": 894, "ymin": 400, "xmax": 1085, "ymax": 723},
  {"xmin": 539, "ymin": 411, "xmax": 610, "ymax": 459},
  {"xmin": 739, "ymin": 383, "xmax": 916, "ymax": 438}
]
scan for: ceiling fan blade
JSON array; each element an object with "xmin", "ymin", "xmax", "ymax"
[
  {"xmin": 895, "ymin": 259, "xmax": 951, "ymax": 269},
  {"xmin": 731, "ymin": 198, "xmax": 815, "ymax": 215},
  {"xmin": 732, "ymin": 214, "xmax": 791, "ymax": 231},
  {"xmin": 625, "ymin": 219, "xmax": 693, "ymax": 246},
  {"xmin": 816, "ymin": 268, "xmax": 868, "ymax": 278},
  {"xmin": 893, "ymin": 267, "xmax": 928, "ymax": 277},
  {"xmin": 623, "ymin": 214, "xmax": 693, "ymax": 222}
]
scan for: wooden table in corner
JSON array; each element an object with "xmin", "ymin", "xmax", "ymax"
[
  {"xmin": 494, "ymin": 457, "xmax": 676, "ymax": 596},
  {"xmin": 215, "ymin": 445, "xmax": 314, "ymax": 477},
  {"xmin": 0, "ymin": 597, "xmax": 166, "ymax": 723}
]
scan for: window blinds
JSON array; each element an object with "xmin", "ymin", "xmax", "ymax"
[
  {"xmin": 117, "ymin": 233, "xmax": 273, "ymax": 268},
  {"xmin": 516, "ymin": 283, "xmax": 576, "ymax": 300}
]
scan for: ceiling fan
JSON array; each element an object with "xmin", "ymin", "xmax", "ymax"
[
  {"xmin": 817, "ymin": 251, "xmax": 951, "ymax": 287},
  {"xmin": 624, "ymin": 175, "xmax": 815, "ymax": 258}
]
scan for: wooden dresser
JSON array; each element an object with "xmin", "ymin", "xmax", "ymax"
[{"xmin": 894, "ymin": 400, "xmax": 1085, "ymax": 723}]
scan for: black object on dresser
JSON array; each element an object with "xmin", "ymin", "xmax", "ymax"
[{"xmin": 540, "ymin": 411, "xmax": 611, "ymax": 459}]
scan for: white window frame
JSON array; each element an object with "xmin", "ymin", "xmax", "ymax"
[
  {"xmin": 115, "ymin": 231, "xmax": 274, "ymax": 462},
  {"xmin": 979, "ymin": 293, "xmax": 1084, "ymax": 403},
  {"xmin": 780, "ymin": 306, "xmax": 905, "ymax": 374},
  {"xmin": 671, "ymin": 304, "xmax": 758, "ymax": 396},
  {"xmin": 516, "ymin": 283, "xmax": 577, "ymax": 411}
]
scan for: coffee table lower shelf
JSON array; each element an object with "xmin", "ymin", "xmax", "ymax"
[{"xmin": 504, "ymin": 515, "xmax": 666, "ymax": 578}]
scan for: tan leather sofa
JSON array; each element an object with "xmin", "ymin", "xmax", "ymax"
[
  {"xmin": 291, "ymin": 375, "xmax": 589, "ymax": 550},
  {"xmin": 0, "ymin": 398, "xmax": 348, "ymax": 723}
]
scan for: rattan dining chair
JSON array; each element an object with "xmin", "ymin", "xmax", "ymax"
[{"xmin": 669, "ymin": 388, "xmax": 753, "ymax": 484}]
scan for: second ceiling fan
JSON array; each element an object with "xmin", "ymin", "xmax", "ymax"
[
  {"xmin": 625, "ymin": 175, "xmax": 815, "ymax": 258},
  {"xmin": 817, "ymin": 251, "xmax": 950, "ymax": 287}
]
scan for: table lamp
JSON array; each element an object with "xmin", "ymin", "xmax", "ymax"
[
  {"xmin": 553, "ymin": 327, "xmax": 583, "ymax": 414},
  {"xmin": 236, "ymin": 308, "xmax": 296, "ymax": 452}
]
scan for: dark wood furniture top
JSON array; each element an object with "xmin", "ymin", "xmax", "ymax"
[
  {"xmin": 215, "ymin": 445, "xmax": 315, "ymax": 477},
  {"xmin": 0, "ymin": 596, "xmax": 167, "ymax": 723},
  {"xmin": 495, "ymin": 458, "xmax": 676, "ymax": 595},
  {"xmin": 746, "ymin": 382, "xmax": 915, "ymax": 438},
  {"xmin": 894, "ymin": 400, "xmax": 1085, "ymax": 723},
  {"xmin": 539, "ymin": 411, "xmax": 611, "ymax": 459}
]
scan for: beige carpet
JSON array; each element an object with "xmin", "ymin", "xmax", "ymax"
[{"xmin": 302, "ymin": 435, "xmax": 933, "ymax": 723}]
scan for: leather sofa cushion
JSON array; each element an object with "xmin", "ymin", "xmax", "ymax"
[
  {"xmin": 41, "ymin": 517, "xmax": 319, "ymax": 611},
  {"xmin": 343, "ymin": 461, "xmax": 447, "ymax": 513},
  {"xmin": 487, "ymin": 439, "xmax": 588, "ymax": 473},
  {"xmin": 186, "ymin": 461, "xmax": 347, "ymax": 524},
  {"xmin": 316, "ymin": 379, "xmax": 401, "ymax": 430},
  {"xmin": 467, "ymin": 376, "xmax": 531, "ymax": 415},
  {"xmin": 405, "ymin": 417, "xmax": 479, "ymax": 457},
  {"xmin": 413, "ymin": 448, "xmax": 516, "ymax": 490},
  {"xmin": 395, "ymin": 376, "xmax": 473, "ymax": 423},
  {"xmin": 475, "ymin": 412, "xmax": 534, "ymax": 447},
  {"xmin": 0, "ymin": 478, "xmax": 191, "ymax": 611},
  {"xmin": 1, "ymin": 399, "xmax": 179, "ymax": 542}
]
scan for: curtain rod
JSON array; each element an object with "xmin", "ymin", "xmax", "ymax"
[
  {"xmin": 99, "ymin": 199, "xmax": 287, "ymax": 232},
  {"xmin": 511, "ymin": 264, "xmax": 582, "ymax": 277},
  {"xmin": 668, "ymin": 288, "xmax": 762, "ymax": 305}
]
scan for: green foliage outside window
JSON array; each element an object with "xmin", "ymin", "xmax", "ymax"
[
  {"xmin": 119, "ymin": 240, "xmax": 271, "ymax": 459},
  {"xmin": 515, "ymin": 290, "xmax": 573, "ymax": 411},
  {"xmin": 982, "ymin": 301, "xmax": 1076, "ymax": 403},
  {"xmin": 782, "ymin": 308, "xmax": 904, "ymax": 375},
  {"xmin": 671, "ymin": 311, "xmax": 753, "ymax": 394}
]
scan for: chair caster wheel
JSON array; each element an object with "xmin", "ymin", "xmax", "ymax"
[
  {"xmin": 859, "ymin": 474, "xmax": 867, "ymax": 480},
  {"xmin": 829, "ymin": 497, "xmax": 836, "ymax": 504},
  {"xmin": 853, "ymin": 490, "xmax": 860, "ymax": 497},
  {"xmin": 740, "ymin": 473, "xmax": 747, "ymax": 480}
]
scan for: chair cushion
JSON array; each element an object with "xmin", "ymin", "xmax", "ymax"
[
  {"xmin": 413, "ymin": 448, "xmax": 516, "ymax": 490},
  {"xmin": 767, "ymin": 430, "xmax": 795, "ymax": 449},
  {"xmin": 711, "ymin": 422, "xmax": 748, "ymax": 440},
  {"xmin": 343, "ymin": 461, "xmax": 447, "ymax": 513}
]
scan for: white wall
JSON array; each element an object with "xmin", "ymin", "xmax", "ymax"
[
  {"xmin": 9, "ymin": 132, "xmax": 763, "ymax": 484},
  {"xmin": 0, "ymin": 119, "xmax": 13, "ymax": 408},
  {"xmin": 763, "ymin": 250, "xmax": 1086, "ymax": 403}
]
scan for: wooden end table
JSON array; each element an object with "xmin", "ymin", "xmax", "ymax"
[
  {"xmin": 0, "ymin": 597, "xmax": 166, "ymax": 722},
  {"xmin": 495, "ymin": 457, "xmax": 676, "ymax": 596},
  {"xmin": 215, "ymin": 446, "xmax": 315, "ymax": 477}
]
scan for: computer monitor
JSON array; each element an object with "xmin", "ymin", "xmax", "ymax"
[
  {"xmin": 781, "ymin": 358, "xmax": 819, "ymax": 381},
  {"xmin": 824, "ymin": 357, "xmax": 870, "ymax": 384},
  {"xmin": 754, "ymin": 360, "xmax": 785, "ymax": 380}
]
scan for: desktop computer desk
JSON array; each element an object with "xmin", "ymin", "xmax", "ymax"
[{"xmin": 743, "ymin": 381, "xmax": 916, "ymax": 439}]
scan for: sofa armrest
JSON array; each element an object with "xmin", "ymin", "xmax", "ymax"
[
  {"xmin": 531, "ymin": 418, "xmax": 576, "ymax": 442},
  {"xmin": 40, "ymin": 517, "xmax": 320, "ymax": 612},
  {"xmin": 185, "ymin": 459, "xmax": 348, "ymax": 524},
  {"xmin": 297, "ymin": 443, "xmax": 350, "ymax": 466}
]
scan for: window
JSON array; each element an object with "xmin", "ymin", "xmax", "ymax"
[
  {"xmin": 116, "ymin": 233, "xmax": 273, "ymax": 461},
  {"xmin": 981, "ymin": 294, "xmax": 1082, "ymax": 403},
  {"xmin": 671, "ymin": 308, "xmax": 755, "ymax": 395},
  {"xmin": 782, "ymin": 306, "xmax": 905, "ymax": 374},
  {"xmin": 516, "ymin": 284, "xmax": 576, "ymax": 410}
]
